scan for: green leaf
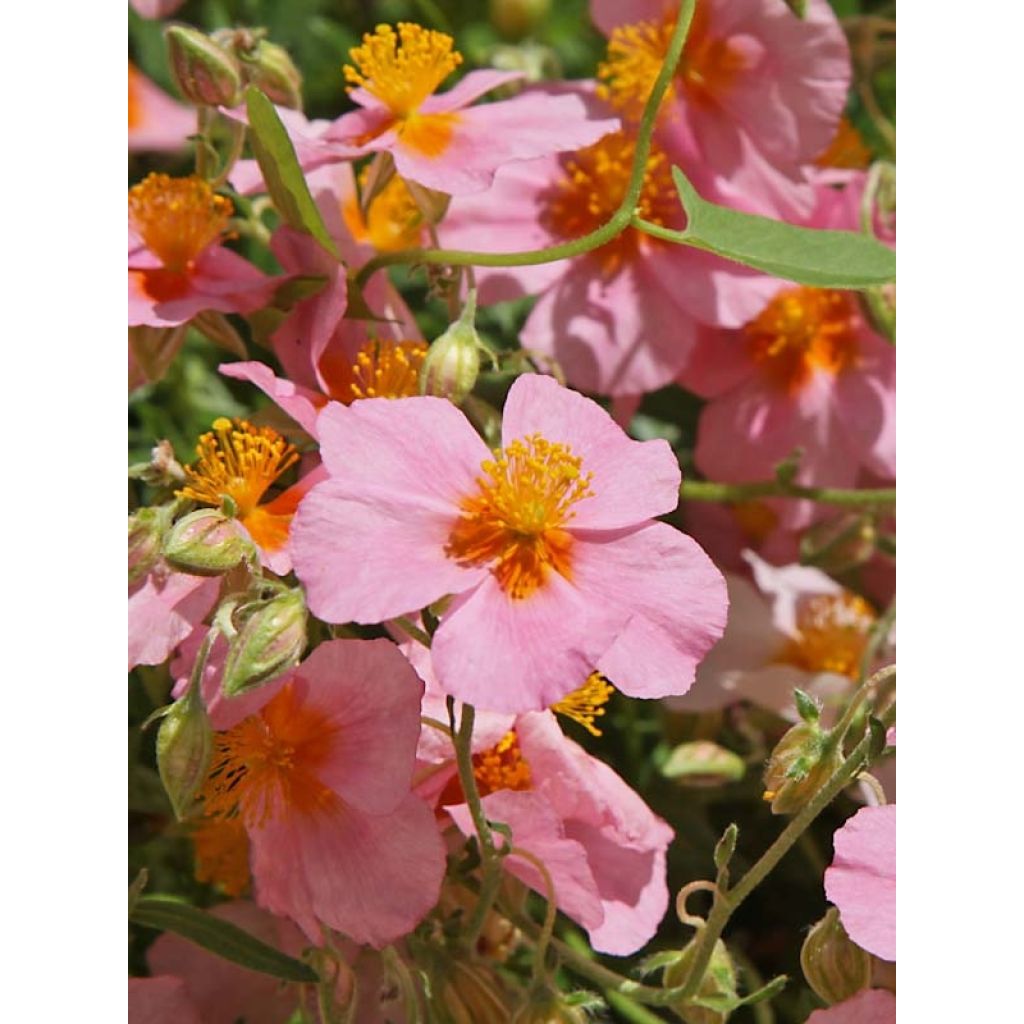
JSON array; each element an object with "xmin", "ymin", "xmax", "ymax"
[
  {"xmin": 662, "ymin": 166, "xmax": 896, "ymax": 289},
  {"xmin": 130, "ymin": 895, "xmax": 318, "ymax": 983},
  {"xmin": 245, "ymin": 86, "xmax": 338, "ymax": 259}
]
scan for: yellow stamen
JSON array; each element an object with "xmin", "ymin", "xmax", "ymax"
[
  {"xmin": 815, "ymin": 116, "xmax": 872, "ymax": 170},
  {"xmin": 343, "ymin": 169, "xmax": 425, "ymax": 253},
  {"xmin": 192, "ymin": 816, "xmax": 251, "ymax": 897},
  {"xmin": 318, "ymin": 339, "xmax": 429, "ymax": 405},
  {"xmin": 542, "ymin": 132, "xmax": 676, "ymax": 276},
  {"xmin": 177, "ymin": 418, "xmax": 299, "ymax": 520},
  {"xmin": 473, "ymin": 730, "xmax": 533, "ymax": 797},
  {"xmin": 128, "ymin": 173, "xmax": 233, "ymax": 273},
  {"xmin": 779, "ymin": 593, "xmax": 877, "ymax": 679},
  {"xmin": 552, "ymin": 673, "xmax": 615, "ymax": 737},
  {"xmin": 344, "ymin": 23, "xmax": 462, "ymax": 118},
  {"xmin": 745, "ymin": 288, "xmax": 861, "ymax": 393},
  {"xmin": 446, "ymin": 434, "xmax": 594, "ymax": 600}
]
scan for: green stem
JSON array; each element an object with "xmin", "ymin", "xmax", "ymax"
[
  {"xmin": 392, "ymin": 616, "xmax": 433, "ymax": 648},
  {"xmin": 353, "ymin": 0, "xmax": 697, "ymax": 289},
  {"xmin": 680, "ymin": 478, "xmax": 895, "ymax": 508},
  {"xmin": 508, "ymin": 847, "xmax": 557, "ymax": 983},
  {"xmin": 829, "ymin": 664, "xmax": 895, "ymax": 749},
  {"xmin": 195, "ymin": 106, "xmax": 215, "ymax": 179},
  {"xmin": 211, "ymin": 118, "xmax": 247, "ymax": 190},
  {"xmin": 605, "ymin": 991, "xmax": 669, "ymax": 1024}
]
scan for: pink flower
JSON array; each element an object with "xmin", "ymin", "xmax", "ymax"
[
  {"xmin": 264, "ymin": 23, "xmax": 619, "ymax": 196},
  {"xmin": 128, "ymin": 977, "xmax": 201, "ymax": 1024},
  {"xmin": 806, "ymin": 989, "xmax": 896, "ymax": 1024},
  {"xmin": 129, "ymin": 0, "xmax": 185, "ymax": 18},
  {"xmin": 441, "ymin": 709, "xmax": 673, "ymax": 955},
  {"xmin": 824, "ymin": 804, "xmax": 896, "ymax": 961},
  {"xmin": 592, "ymin": 0, "xmax": 850, "ymax": 218},
  {"xmin": 195, "ymin": 638, "xmax": 446, "ymax": 947},
  {"xmin": 291, "ymin": 373, "xmax": 727, "ymax": 711},
  {"xmin": 129, "ymin": 174, "xmax": 275, "ymax": 328},
  {"xmin": 679, "ymin": 174, "xmax": 895, "ymax": 494},
  {"xmin": 129, "ymin": 63, "xmax": 194, "ymax": 153},
  {"xmin": 129, "ymin": 560, "xmax": 220, "ymax": 671}
]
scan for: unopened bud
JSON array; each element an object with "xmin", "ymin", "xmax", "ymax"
[
  {"xmin": 157, "ymin": 684, "xmax": 213, "ymax": 820},
  {"xmin": 221, "ymin": 588, "xmax": 307, "ymax": 696},
  {"xmin": 661, "ymin": 741, "xmax": 746, "ymax": 787},
  {"xmin": 800, "ymin": 513, "xmax": 877, "ymax": 574},
  {"xmin": 420, "ymin": 290, "xmax": 482, "ymax": 405},
  {"xmin": 164, "ymin": 508, "xmax": 253, "ymax": 575},
  {"xmin": 165, "ymin": 25, "xmax": 242, "ymax": 107},
  {"xmin": 513, "ymin": 992, "xmax": 589, "ymax": 1024},
  {"xmin": 490, "ymin": 0, "xmax": 552, "ymax": 40},
  {"xmin": 762, "ymin": 719, "xmax": 842, "ymax": 815},
  {"xmin": 861, "ymin": 284, "xmax": 896, "ymax": 343},
  {"xmin": 129, "ymin": 508, "xmax": 166, "ymax": 585},
  {"xmin": 435, "ymin": 962, "xmax": 510, "ymax": 1024},
  {"xmin": 489, "ymin": 43, "xmax": 561, "ymax": 93},
  {"xmin": 664, "ymin": 939, "xmax": 738, "ymax": 1024},
  {"xmin": 800, "ymin": 907, "xmax": 872, "ymax": 1005},
  {"xmin": 240, "ymin": 40, "xmax": 303, "ymax": 109}
]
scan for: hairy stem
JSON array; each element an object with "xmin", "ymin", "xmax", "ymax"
[{"xmin": 680, "ymin": 478, "xmax": 896, "ymax": 508}]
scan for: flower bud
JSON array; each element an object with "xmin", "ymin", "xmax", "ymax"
[
  {"xmin": 663, "ymin": 939, "xmax": 738, "ymax": 1024},
  {"xmin": 420, "ymin": 290, "xmax": 482, "ymax": 405},
  {"xmin": 221, "ymin": 588, "xmax": 307, "ymax": 696},
  {"xmin": 800, "ymin": 513, "xmax": 877, "ymax": 575},
  {"xmin": 490, "ymin": 0, "xmax": 552, "ymax": 40},
  {"xmin": 512, "ymin": 992, "xmax": 589, "ymax": 1024},
  {"xmin": 800, "ymin": 907, "xmax": 872, "ymax": 1005},
  {"xmin": 661, "ymin": 741, "xmax": 746, "ymax": 788},
  {"xmin": 157, "ymin": 685, "xmax": 213, "ymax": 821},
  {"xmin": 762, "ymin": 720, "xmax": 842, "ymax": 815},
  {"xmin": 165, "ymin": 25, "xmax": 242, "ymax": 107},
  {"xmin": 240, "ymin": 40, "xmax": 303, "ymax": 109},
  {"xmin": 164, "ymin": 508, "xmax": 253, "ymax": 576},
  {"xmin": 129, "ymin": 508, "xmax": 166, "ymax": 585},
  {"xmin": 435, "ymin": 962, "xmax": 510, "ymax": 1024}
]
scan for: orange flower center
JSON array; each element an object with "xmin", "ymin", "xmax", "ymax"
[
  {"xmin": 446, "ymin": 434, "xmax": 593, "ymax": 600},
  {"xmin": 472, "ymin": 730, "xmax": 533, "ymax": 797},
  {"xmin": 201, "ymin": 682, "xmax": 339, "ymax": 826},
  {"xmin": 815, "ymin": 116, "xmax": 872, "ymax": 170},
  {"xmin": 129, "ymin": 173, "xmax": 233, "ymax": 274},
  {"xmin": 178, "ymin": 418, "xmax": 299, "ymax": 521},
  {"xmin": 541, "ymin": 132, "xmax": 676, "ymax": 276},
  {"xmin": 343, "ymin": 170, "xmax": 425, "ymax": 253},
  {"xmin": 731, "ymin": 501, "xmax": 779, "ymax": 545},
  {"xmin": 597, "ymin": 2, "xmax": 748, "ymax": 120},
  {"xmin": 192, "ymin": 816, "xmax": 251, "ymax": 896},
  {"xmin": 744, "ymin": 288, "xmax": 860, "ymax": 393},
  {"xmin": 779, "ymin": 593, "xmax": 877, "ymax": 679},
  {"xmin": 551, "ymin": 673, "xmax": 615, "ymax": 737},
  {"xmin": 318, "ymin": 338, "xmax": 429, "ymax": 405}
]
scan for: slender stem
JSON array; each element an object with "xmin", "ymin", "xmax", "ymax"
[
  {"xmin": 680, "ymin": 478, "xmax": 896, "ymax": 508},
  {"xmin": 353, "ymin": 0, "xmax": 697, "ymax": 288},
  {"xmin": 194, "ymin": 106, "xmax": 215, "ymax": 179},
  {"xmin": 391, "ymin": 616, "xmax": 432, "ymax": 648},
  {"xmin": 604, "ymin": 991, "xmax": 669, "ymax": 1024},
  {"xmin": 830, "ymin": 664, "xmax": 895, "ymax": 749},
  {"xmin": 211, "ymin": 118, "xmax": 247, "ymax": 190},
  {"xmin": 509, "ymin": 847, "xmax": 558, "ymax": 982}
]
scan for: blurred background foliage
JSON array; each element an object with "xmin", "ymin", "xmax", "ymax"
[{"xmin": 129, "ymin": 3, "xmax": 895, "ymax": 1020}]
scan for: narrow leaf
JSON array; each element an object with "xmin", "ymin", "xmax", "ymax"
[
  {"xmin": 245, "ymin": 86, "xmax": 338, "ymax": 259},
  {"xmin": 667, "ymin": 166, "xmax": 896, "ymax": 288},
  {"xmin": 737, "ymin": 973, "xmax": 788, "ymax": 1007},
  {"xmin": 130, "ymin": 895, "xmax": 318, "ymax": 983}
]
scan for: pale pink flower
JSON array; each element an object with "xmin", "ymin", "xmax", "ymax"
[
  {"xmin": 679, "ymin": 173, "xmax": 895, "ymax": 495},
  {"xmin": 129, "ymin": 560, "xmax": 219, "ymax": 670},
  {"xmin": 196, "ymin": 638, "xmax": 446, "ymax": 947},
  {"xmin": 129, "ymin": 63, "xmax": 194, "ymax": 153},
  {"xmin": 128, "ymin": 976, "xmax": 201, "ymax": 1024},
  {"xmin": 439, "ymin": 87, "xmax": 779, "ymax": 398},
  {"xmin": 292, "ymin": 373, "xmax": 727, "ymax": 711},
  {"xmin": 442, "ymin": 711, "xmax": 673, "ymax": 955},
  {"xmin": 806, "ymin": 989, "xmax": 896, "ymax": 1024},
  {"xmin": 147, "ymin": 901, "xmax": 306, "ymax": 1024},
  {"xmin": 129, "ymin": 174, "xmax": 275, "ymax": 328},
  {"xmin": 129, "ymin": 0, "xmax": 185, "ymax": 18},
  {"xmin": 251, "ymin": 23, "xmax": 619, "ymax": 196},
  {"xmin": 592, "ymin": 0, "xmax": 850, "ymax": 219},
  {"xmin": 825, "ymin": 804, "xmax": 896, "ymax": 961}
]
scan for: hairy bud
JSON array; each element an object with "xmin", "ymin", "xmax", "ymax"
[
  {"xmin": 664, "ymin": 940, "xmax": 738, "ymax": 1024},
  {"xmin": 800, "ymin": 907, "xmax": 872, "ymax": 1005},
  {"xmin": 164, "ymin": 508, "xmax": 253, "ymax": 575},
  {"xmin": 129, "ymin": 508, "xmax": 166, "ymax": 585},
  {"xmin": 221, "ymin": 588, "xmax": 307, "ymax": 696},
  {"xmin": 420, "ymin": 290, "xmax": 483, "ymax": 405},
  {"xmin": 240, "ymin": 40, "xmax": 303, "ymax": 109},
  {"xmin": 661, "ymin": 741, "xmax": 746, "ymax": 787},
  {"xmin": 156, "ymin": 684, "xmax": 213, "ymax": 821},
  {"xmin": 165, "ymin": 25, "xmax": 242, "ymax": 107},
  {"xmin": 762, "ymin": 719, "xmax": 842, "ymax": 815}
]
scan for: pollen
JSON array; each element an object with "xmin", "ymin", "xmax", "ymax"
[
  {"xmin": 597, "ymin": 4, "xmax": 748, "ymax": 120},
  {"xmin": 779, "ymin": 593, "xmax": 877, "ymax": 679},
  {"xmin": 473, "ymin": 731, "xmax": 533, "ymax": 797},
  {"xmin": 128, "ymin": 173, "xmax": 233, "ymax": 274},
  {"xmin": 446, "ymin": 434, "xmax": 594, "ymax": 600},
  {"xmin": 552, "ymin": 673, "xmax": 615, "ymax": 737},
  {"xmin": 344, "ymin": 23, "xmax": 462, "ymax": 118},
  {"xmin": 318, "ymin": 339, "xmax": 429, "ymax": 405},
  {"xmin": 177, "ymin": 418, "xmax": 299, "ymax": 520},
  {"xmin": 541, "ymin": 132, "xmax": 677, "ymax": 276},
  {"xmin": 192, "ymin": 816, "xmax": 251, "ymax": 897},
  {"xmin": 744, "ymin": 288, "xmax": 861, "ymax": 393},
  {"xmin": 343, "ymin": 169, "xmax": 425, "ymax": 253},
  {"xmin": 200, "ymin": 682, "xmax": 339, "ymax": 827}
]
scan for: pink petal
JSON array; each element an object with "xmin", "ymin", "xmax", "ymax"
[
  {"xmin": 744, "ymin": 550, "xmax": 842, "ymax": 637},
  {"xmin": 501, "ymin": 373, "xmax": 681, "ymax": 528},
  {"xmin": 219, "ymin": 362, "xmax": 324, "ymax": 438},
  {"xmin": 677, "ymin": 324, "xmax": 756, "ymax": 398},
  {"xmin": 824, "ymin": 805, "xmax": 896, "ymax": 961},
  {"xmin": 420, "ymin": 69, "xmax": 526, "ymax": 113},
  {"xmin": 806, "ymin": 989, "xmax": 896, "ymax": 1024},
  {"xmin": 589, "ymin": 0, "xmax": 668, "ymax": 34},
  {"xmin": 833, "ymin": 332, "xmax": 896, "ymax": 480},
  {"xmin": 128, "ymin": 977, "xmax": 201, "ymax": 1024},
  {"xmin": 128, "ymin": 565, "xmax": 220, "ymax": 670},
  {"xmin": 128, "ymin": 66, "xmax": 194, "ymax": 153}
]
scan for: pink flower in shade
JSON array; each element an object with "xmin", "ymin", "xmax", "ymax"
[
  {"xmin": 129, "ymin": 976, "xmax": 201, "ymax": 1024},
  {"xmin": 147, "ymin": 901, "xmax": 306, "ymax": 1024},
  {"xmin": 129, "ymin": 561, "xmax": 220, "ymax": 671},
  {"xmin": 824, "ymin": 804, "xmax": 896, "ymax": 961},
  {"xmin": 439, "ymin": 709, "xmax": 673, "ymax": 955},
  {"xmin": 806, "ymin": 988, "xmax": 896, "ymax": 1024},
  {"xmin": 129, "ymin": 0, "xmax": 185, "ymax": 18},
  {"xmin": 260, "ymin": 23, "xmax": 619, "ymax": 196},
  {"xmin": 671, "ymin": 551, "xmax": 887, "ymax": 719},
  {"xmin": 196, "ymin": 638, "xmax": 446, "ymax": 947},
  {"xmin": 439, "ymin": 91, "xmax": 779, "ymax": 398},
  {"xmin": 129, "ymin": 63, "xmax": 194, "ymax": 153},
  {"xmin": 129, "ymin": 174, "xmax": 275, "ymax": 328},
  {"xmin": 592, "ymin": 0, "xmax": 850, "ymax": 219},
  {"xmin": 679, "ymin": 174, "xmax": 895, "ymax": 501},
  {"xmin": 291, "ymin": 373, "xmax": 727, "ymax": 712}
]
